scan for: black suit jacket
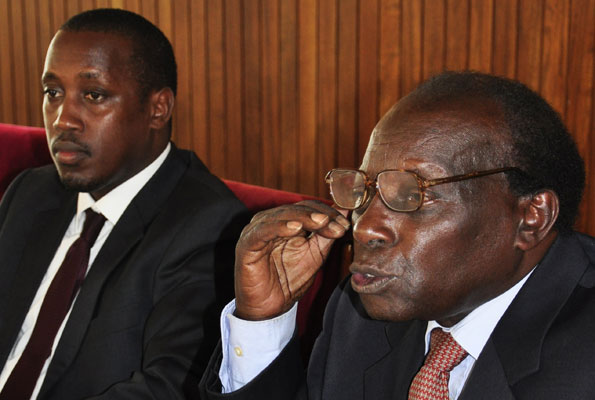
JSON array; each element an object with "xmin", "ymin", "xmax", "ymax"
[
  {"xmin": 201, "ymin": 232, "xmax": 595, "ymax": 399},
  {"xmin": 0, "ymin": 146, "xmax": 248, "ymax": 399}
]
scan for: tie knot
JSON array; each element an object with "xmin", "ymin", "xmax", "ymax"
[
  {"xmin": 425, "ymin": 329, "xmax": 468, "ymax": 373},
  {"xmin": 80, "ymin": 209, "xmax": 106, "ymax": 245}
]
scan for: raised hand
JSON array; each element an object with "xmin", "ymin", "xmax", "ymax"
[{"xmin": 234, "ymin": 200, "xmax": 350, "ymax": 321}]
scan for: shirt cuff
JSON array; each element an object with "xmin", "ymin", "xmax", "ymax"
[{"xmin": 218, "ymin": 300, "xmax": 298, "ymax": 393}]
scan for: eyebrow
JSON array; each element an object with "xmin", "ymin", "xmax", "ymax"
[
  {"xmin": 78, "ymin": 71, "xmax": 102, "ymax": 80},
  {"xmin": 41, "ymin": 72, "xmax": 58, "ymax": 83},
  {"xmin": 41, "ymin": 70, "xmax": 103, "ymax": 83}
]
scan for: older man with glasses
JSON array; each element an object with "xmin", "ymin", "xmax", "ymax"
[{"xmin": 200, "ymin": 71, "xmax": 594, "ymax": 400}]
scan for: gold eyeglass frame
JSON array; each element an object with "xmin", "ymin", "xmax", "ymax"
[{"xmin": 325, "ymin": 167, "xmax": 522, "ymax": 212}]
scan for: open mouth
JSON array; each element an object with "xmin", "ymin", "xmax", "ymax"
[{"xmin": 350, "ymin": 271, "xmax": 395, "ymax": 294}]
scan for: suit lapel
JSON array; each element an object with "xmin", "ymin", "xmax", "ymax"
[
  {"xmin": 39, "ymin": 146, "xmax": 189, "ymax": 397},
  {"xmin": 0, "ymin": 193, "xmax": 75, "ymax": 369},
  {"xmin": 462, "ymin": 234, "xmax": 589, "ymax": 396},
  {"xmin": 459, "ymin": 339, "xmax": 514, "ymax": 400},
  {"xmin": 363, "ymin": 320, "xmax": 426, "ymax": 400}
]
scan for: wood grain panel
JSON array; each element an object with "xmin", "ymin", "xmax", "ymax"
[
  {"xmin": 492, "ymin": 0, "xmax": 518, "ymax": 77},
  {"xmin": 173, "ymin": 0, "xmax": 193, "ymax": 151},
  {"xmin": 0, "ymin": 0, "xmax": 14, "ymax": 123},
  {"xmin": 566, "ymin": 0, "xmax": 595, "ymax": 234},
  {"xmin": 244, "ymin": 0, "xmax": 263, "ymax": 185},
  {"xmin": 10, "ymin": 1, "xmax": 29, "ymax": 124},
  {"xmin": 358, "ymin": 0, "xmax": 379, "ymax": 160},
  {"xmin": 423, "ymin": 0, "xmax": 446, "ymax": 79},
  {"xmin": 298, "ymin": 0, "xmax": 318, "ymax": 195},
  {"xmin": 261, "ymin": 0, "xmax": 281, "ymax": 189},
  {"xmin": 224, "ymin": 0, "xmax": 244, "ymax": 181},
  {"xmin": 379, "ymin": 0, "xmax": 401, "ymax": 116},
  {"xmin": 401, "ymin": 0, "xmax": 423, "ymax": 96},
  {"xmin": 24, "ymin": 0, "xmax": 42, "ymax": 128},
  {"xmin": 317, "ymin": 0, "xmax": 338, "ymax": 197},
  {"xmin": 189, "ymin": 0, "xmax": 209, "ymax": 163},
  {"xmin": 445, "ymin": 0, "xmax": 469, "ymax": 71},
  {"xmin": 337, "ymin": 0, "xmax": 357, "ymax": 170},
  {"xmin": 517, "ymin": 0, "xmax": 544, "ymax": 91},
  {"xmin": 205, "ymin": 0, "xmax": 226, "ymax": 177},
  {"xmin": 279, "ymin": 0, "xmax": 298, "ymax": 192},
  {"xmin": 540, "ymin": 0, "xmax": 570, "ymax": 117},
  {"xmin": 1, "ymin": 0, "xmax": 594, "ymax": 234},
  {"xmin": 468, "ymin": 0, "xmax": 493, "ymax": 71}
]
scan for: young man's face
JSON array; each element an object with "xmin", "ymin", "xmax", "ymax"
[
  {"xmin": 349, "ymin": 98, "xmax": 531, "ymax": 327},
  {"xmin": 42, "ymin": 30, "xmax": 157, "ymax": 199}
]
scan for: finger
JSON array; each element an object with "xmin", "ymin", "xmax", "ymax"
[
  {"xmin": 295, "ymin": 200, "xmax": 351, "ymax": 229},
  {"xmin": 250, "ymin": 202, "xmax": 350, "ymax": 235}
]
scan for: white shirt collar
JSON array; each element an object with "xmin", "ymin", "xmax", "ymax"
[
  {"xmin": 76, "ymin": 143, "xmax": 171, "ymax": 225},
  {"xmin": 425, "ymin": 267, "xmax": 535, "ymax": 360}
]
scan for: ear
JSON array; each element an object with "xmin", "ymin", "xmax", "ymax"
[
  {"xmin": 514, "ymin": 190, "xmax": 559, "ymax": 251},
  {"xmin": 148, "ymin": 87, "xmax": 174, "ymax": 130}
]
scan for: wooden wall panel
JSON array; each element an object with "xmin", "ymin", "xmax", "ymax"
[
  {"xmin": 244, "ymin": 0, "xmax": 262, "ymax": 185},
  {"xmin": 379, "ymin": 0, "xmax": 401, "ymax": 115},
  {"xmin": 224, "ymin": 0, "xmax": 244, "ymax": 182},
  {"xmin": 316, "ymin": 0, "xmax": 338, "ymax": 197},
  {"xmin": 337, "ymin": 0, "xmax": 357, "ymax": 172},
  {"xmin": 0, "ymin": 1, "xmax": 13, "ymax": 123},
  {"xmin": 445, "ymin": 0, "xmax": 469, "ymax": 71},
  {"xmin": 492, "ymin": 0, "xmax": 518, "ymax": 77},
  {"xmin": 358, "ymin": 0, "xmax": 379, "ymax": 159},
  {"xmin": 261, "ymin": 0, "xmax": 280, "ymax": 189},
  {"xmin": 297, "ymin": 0, "xmax": 317, "ymax": 195},
  {"xmin": 1, "ymin": 0, "xmax": 594, "ymax": 235}
]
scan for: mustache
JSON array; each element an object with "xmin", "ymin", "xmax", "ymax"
[{"xmin": 50, "ymin": 132, "xmax": 91, "ymax": 155}]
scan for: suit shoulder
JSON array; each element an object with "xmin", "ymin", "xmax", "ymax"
[
  {"xmin": 175, "ymin": 150, "xmax": 245, "ymax": 206},
  {"xmin": 575, "ymin": 231, "xmax": 595, "ymax": 262},
  {"xmin": 573, "ymin": 232, "xmax": 595, "ymax": 287},
  {"xmin": 3, "ymin": 164, "xmax": 66, "ymax": 204}
]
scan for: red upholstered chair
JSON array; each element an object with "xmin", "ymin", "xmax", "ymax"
[
  {"xmin": 0, "ymin": 122, "xmax": 348, "ymax": 360},
  {"xmin": 0, "ymin": 123, "xmax": 53, "ymax": 198}
]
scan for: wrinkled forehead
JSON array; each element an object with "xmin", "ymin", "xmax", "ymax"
[{"xmin": 361, "ymin": 97, "xmax": 512, "ymax": 175}]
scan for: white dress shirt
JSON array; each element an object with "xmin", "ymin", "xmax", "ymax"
[
  {"xmin": 0, "ymin": 143, "xmax": 170, "ymax": 399},
  {"xmin": 219, "ymin": 268, "xmax": 534, "ymax": 397}
]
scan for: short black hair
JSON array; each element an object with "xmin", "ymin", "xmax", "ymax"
[
  {"xmin": 61, "ymin": 8, "xmax": 177, "ymax": 101},
  {"xmin": 412, "ymin": 71, "xmax": 585, "ymax": 234}
]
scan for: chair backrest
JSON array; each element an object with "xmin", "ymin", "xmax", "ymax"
[
  {"xmin": 0, "ymin": 123, "xmax": 52, "ymax": 199},
  {"xmin": 0, "ymin": 123, "xmax": 348, "ymax": 361}
]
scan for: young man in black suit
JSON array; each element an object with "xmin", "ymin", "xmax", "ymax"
[
  {"xmin": 0, "ymin": 9, "xmax": 245, "ymax": 399},
  {"xmin": 200, "ymin": 71, "xmax": 595, "ymax": 399}
]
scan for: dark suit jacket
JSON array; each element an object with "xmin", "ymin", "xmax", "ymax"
[
  {"xmin": 201, "ymin": 231, "xmax": 595, "ymax": 399},
  {"xmin": 0, "ymin": 146, "xmax": 247, "ymax": 399}
]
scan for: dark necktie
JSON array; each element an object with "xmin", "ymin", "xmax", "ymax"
[
  {"xmin": 0, "ymin": 209, "xmax": 106, "ymax": 400},
  {"xmin": 408, "ymin": 328, "xmax": 468, "ymax": 400}
]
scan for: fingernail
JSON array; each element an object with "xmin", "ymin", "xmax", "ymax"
[
  {"xmin": 336, "ymin": 215, "xmax": 350, "ymax": 229},
  {"xmin": 328, "ymin": 221, "xmax": 344, "ymax": 233},
  {"xmin": 287, "ymin": 221, "xmax": 302, "ymax": 230},
  {"xmin": 311, "ymin": 213, "xmax": 329, "ymax": 224}
]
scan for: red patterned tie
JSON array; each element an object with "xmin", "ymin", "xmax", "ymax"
[
  {"xmin": 0, "ymin": 209, "xmax": 105, "ymax": 400},
  {"xmin": 408, "ymin": 328, "xmax": 468, "ymax": 400}
]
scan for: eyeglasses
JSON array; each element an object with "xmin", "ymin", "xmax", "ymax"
[{"xmin": 325, "ymin": 167, "xmax": 522, "ymax": 212}]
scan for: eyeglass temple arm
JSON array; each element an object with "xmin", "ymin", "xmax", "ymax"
[{"xmin": 422, "ymin": 167, "xmax": 522, "ymax": 188}]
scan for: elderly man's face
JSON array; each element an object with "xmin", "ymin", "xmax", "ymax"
[
  {"xmin": 42, "ymin": 30, "xmax": 156, "ymax": 199},
  {"xmin": 349, "ymin": 98, "xmax": 527, "ymax": 327}
]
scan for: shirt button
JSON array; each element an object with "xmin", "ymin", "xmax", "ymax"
[{"xmin": 234, "ymin": 346, "xmax": 243, "ymax": 357}]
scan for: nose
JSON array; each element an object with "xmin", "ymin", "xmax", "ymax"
[
  {"xmin": 352, "ymin": 192, "xmax": 398, "ymax": 248},
  {"xmin": 50, "ymin": 96, "xmax": 83, "ymax": 132}
]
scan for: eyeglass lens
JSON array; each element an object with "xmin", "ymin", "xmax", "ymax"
[
  {"xmin": 377, "ymin": 171, "xmax": 421, "ymax": 211},
  {"xmin": 328, "ymin": 170, "xmax": 422, "ymax": 212},
  {"xmin": 328, "ymin": 169, "xmax": 367, "ymax": 209}
]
